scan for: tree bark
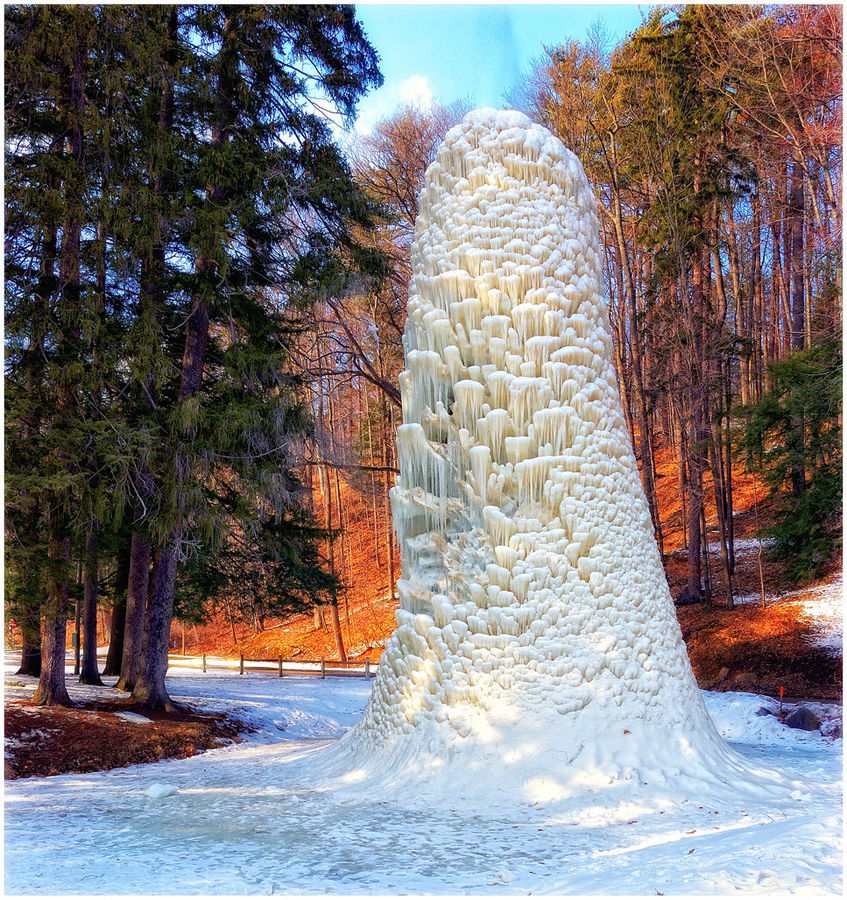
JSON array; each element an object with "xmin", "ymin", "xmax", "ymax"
[
  {"xmin": 16, "ymin": 608, "xmax": 42, "ymax": 678},
  {"xmin": 79, "ymin": 522, "xmax": 103, "ymax": 684},
  {"xmin": 790, "ymin": 159, "xmax": 805, "ymax": 351},
  {"xmin": 33, "ymin": 529, "xmax": 73, "ymax": 706},
  {"xmin": 788, "ymin": 158, "xmax": 807, "ymax": 497},
  {"xmin": 103, "ymin": 538, "xmax": 131, "ymax": 675},
  {"xmin": 132, "ymin": 545, "xmax": 179, "ymax": 710},
  {"xmin": 321, "ymin": 462, "xmax": 347, "ymax": 662},
  {"xmin": 678, "ymin": 253, "xmax": 708, "ymax": 607},
  {"xmin": 117, "ymin": 531, "xmax": 150, "ymax": 691},
  {"xmin": 380, "ymin": 382, "xmax": 397, "ymax": 601}
]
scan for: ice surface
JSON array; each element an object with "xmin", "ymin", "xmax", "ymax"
[
  {"xmin": 327, "ymin": 109, "xmax": 800, "ymax": 806},
  {"xmin": 4, "ymin": 666, "xmax": 842, "ymax": 895}
]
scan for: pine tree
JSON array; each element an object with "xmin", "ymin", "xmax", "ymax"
[
  {"xmin": 6, "ymin": 4, "xmax": 382, "ymax": 708},
  {"xmin": 742, "ymin": 340, "xmax": 842, "ymax": 582},
  {"xmin": 128, "ymin": 5, "xmax": 383, "ymax": 709}
]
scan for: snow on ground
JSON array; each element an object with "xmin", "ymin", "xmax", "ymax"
[
  {"xmin": 733, "ymin": 575, "xmax": 843, "ymax": 656},
  {"xmin": 4, "ymin": 660, "xmax": 842, "ymax": 895}
]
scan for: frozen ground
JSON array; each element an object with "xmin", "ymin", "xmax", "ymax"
[
  {"xmin": 4, "ymin": 660, "xmax": 842, "ymax": 895},
  {"xmin": 733, "ymin": 575, "xmax": 844, "ymax": 656}
]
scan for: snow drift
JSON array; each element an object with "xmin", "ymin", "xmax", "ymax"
[{"xmin": 330, "ymin": 110, "xmax": 790, "ymax": 809}]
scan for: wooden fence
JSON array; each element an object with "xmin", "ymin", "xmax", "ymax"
[
  {"xmin": 165, "ymin": 653, "xmax": 379, "ymax": 679},
  {"xmin": 21, "ymin": 651, "xmax": 380, "ymax": 680}
]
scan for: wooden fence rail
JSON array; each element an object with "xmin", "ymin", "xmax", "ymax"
[
  {"xmin": 27, "ymin": 652, "xmax": 380, "ymax": 680},
  {"xmin": 165, "ymin": 653, "xmax": 379, "ymax": 679}
]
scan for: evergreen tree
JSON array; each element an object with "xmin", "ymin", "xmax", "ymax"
[
  {"xmin": 6, "ymin": 4, "xmax": 383, "ymax": 709},
  {"xmin": 742, "ymin": 340, "xmax": 842, "ymax": 582}
]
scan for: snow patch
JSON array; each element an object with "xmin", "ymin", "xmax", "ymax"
[
  {"xmin": 114, "ymin": 711, "xmax": 152, "ymax": 725},
  {"xmin": 142, "ymin": 783, "xmax": 178, "ymax": 799}
]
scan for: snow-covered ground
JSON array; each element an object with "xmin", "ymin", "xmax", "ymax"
[
  {"xmin": 733, "ymin": 575, "xmax": 844, "ymax": 656},
  {"xmin": 4, "ymin": 660, "xmax": 842, "ymax": 895}
]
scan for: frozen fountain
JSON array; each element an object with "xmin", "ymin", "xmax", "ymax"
[{"xmin": 335, "ymin": 110, "xmax": 785, "ymax": 807}]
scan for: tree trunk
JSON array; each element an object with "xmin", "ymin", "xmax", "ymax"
[
  {"xmin": 16, "ymin": 608, "xmax": 42, "ymax": 678},
  {"xmin": 700, "ymin": 501, "xmax": 712, "ymax": 609},
  {"xmin": 32, "ymin": 530, "xmax": 73, "ymax": 706},
  {"xmin": 790, "ymin": 159, "xmax": 805, "ymax": 351},
  {"xmin": 117, "ymin": 531, "xmax": 151, "ymax": 692},
  {"xmin": 788, "ymin": 158, "xmax": 807, "ymax": 497},
  {"xmin": 709, "ymin": 421, "xmax": 734, "ymax": 608},
  {"xmin": 132, "ymin": 544, "xmax": 179, "ymax": 710},
  {"xmin": 73, "ymin": 562, "xmax": 82, "ymax": 675},
  {"xmin": 79, "ymin": 522, "xmax": 103, "ymax": 684},
  {"xmin": 678, "ymin": 257, "xmax": 707, "ymax": 607},
  {"xmin": 321, "ymin": 462, "xmax": 347, "ymax": 662},
  {"xmin": 678, "ymin": 409, "xmax": 704, "ymax": 606},
  {"xmin": 103, "ymin": 538, "xmax": 131, "ymax": 676},
  {"xmin": 329, "ymin": 599, "xmax": 347, "ymax": 662},
  {"xmin": 672, "ymin": 395, "xmax": 688, "ymax": 552},
  {"xmin": 724, "ymin": 365, "xmax": 736, "ymax": 573}
]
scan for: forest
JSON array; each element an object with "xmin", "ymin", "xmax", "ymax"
[{"xmin": 5, "ymin": 4, "xmax": 842, "ymax": 710}]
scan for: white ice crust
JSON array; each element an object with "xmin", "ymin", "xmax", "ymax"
[{"xmin": 335, "ymin": 110, "xmax": 788, "ymax": 808}]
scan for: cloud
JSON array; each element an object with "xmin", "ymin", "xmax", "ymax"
[
  {"xmin": 351, "ymin": 74, "xmax": 435, "ymax": 137},
  {"xmin": 398, "ymin": 75, "xmax": 434, "ymax": 110}
]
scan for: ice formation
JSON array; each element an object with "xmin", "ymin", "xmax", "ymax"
[{"xmin": 338, "ymin": 110, "xmax": 784, "ymax": 806}]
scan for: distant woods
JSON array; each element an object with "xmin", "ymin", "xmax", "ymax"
[
  {"xmin": 4, "ymin": 5, "xmax": 842, "ymax": 708},
  {"xmin": 526, "ymin": 6, "xmax": 842, "ymax": 596}
]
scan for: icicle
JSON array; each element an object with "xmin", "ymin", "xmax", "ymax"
[
  {"xmin": 488, "ymin": 338, "xmax": 507, "ymax": 370},
  {"xmin": 407, "ymin": 349, "xmax": 451, "ymax": 421},
  {"xmin": 532, "ymin": 407, "xmax": 572, "ymax": 455},
  {"xmin": 481, "ymin": 314, "xmax": 511, "ymax": 342},
  {"xmin": 443, "ymin": 345, "xmax": 467, "ymax": 385},
  {"xmin": 525, "ymin": 335, "xmax": 563, "ymax": 372},
  {"xmin": 508, "ymin": 377, "xmax": 550, "ymax": 434},
  {"xmin": 483, "ymin": 506, "xmax": 516, "ymax": 548},
  {"xmin": 485, "ymin": 370, "xmax": 514, "ymax": 410},
  {"xmin": 494, "ymin": 545, "xmax": 519, "ymax": 571},
  {"xmin": 450, "ymin": 297, "xmax": 482, "ymax": 335},
  {"xmin": 515, "ymin": 457, "xmax": 553, "ymax": 505},
  {"xmin": 469, "ymin": 444, "xmax": 491, "ymax": 506},
  {"xmin": 353, "ymin": 110, "xmax": 740, "ymax": 806},
  {"xmin": 511, "ymin": 302, "xmax": 549, "ymax": 343},
  {"xmin": 480, "ymin": 408, "xmax": 512, "ymax": 464},
  {"xmin": 453, "ymin": 380, "xmax": 485, "ymax": 433},
  {"xmin": 505, "ymin": 435, "xmax": 534, "ymax": 466}
]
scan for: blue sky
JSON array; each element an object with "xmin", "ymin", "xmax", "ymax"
[{"xmin": 350, "ymin": 4, "xmax": 646, "ymax": 133}]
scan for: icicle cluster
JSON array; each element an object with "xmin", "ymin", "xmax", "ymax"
[{"xmin": 343, "ymin": 110, "xmax": 740, "ymax": 798}]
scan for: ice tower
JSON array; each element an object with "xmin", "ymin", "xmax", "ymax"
[{"xmin": 341, "ymin": 110, "xmax": 755, "ymax": 803}]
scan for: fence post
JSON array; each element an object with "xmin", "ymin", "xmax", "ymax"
[
  {"xmin": 278, "ymin": 655, "xmax": 283, "ymax": 678},
  {"xmin": 240, "ymin": 653, "xmax": 244, "ymax": 675},
  {"xmin": 365, "ymin": 658, "xmax": 370, "ymax": 678},
  {"xmin": 321, "ymin": 657, "xmax": 326, "ymax": 679},
  {"xmin": 202, "ymin": 653, "xmax": 206, "ymax": 673}
]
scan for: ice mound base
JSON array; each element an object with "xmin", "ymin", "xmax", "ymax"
[{"xmin": 325, "ymin": 110, "xmax": 789, "ymax": 810}]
